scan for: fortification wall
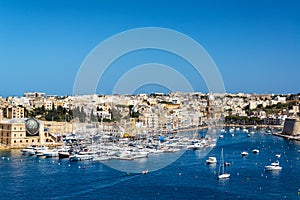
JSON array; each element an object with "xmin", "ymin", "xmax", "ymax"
[{"xmin": 283, "ymin": 118, "xmax": 300, "ymax": 135}]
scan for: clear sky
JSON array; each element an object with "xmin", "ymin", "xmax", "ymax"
[{"xmin": 0, "ymin": 0, "xmax": 299, "ymax": 96}]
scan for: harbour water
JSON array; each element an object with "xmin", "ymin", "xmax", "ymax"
[{"xmin": 1, "ymin": 128, "xmax": 300, "ymax": 199}]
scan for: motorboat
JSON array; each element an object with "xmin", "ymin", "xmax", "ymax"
[
  {"xmin": 241, "ymin": 151, "xmax": 249, "ymax": 156},
  {"xmin": 21, "ymin": 146, "xmax": 34, "ymax": 154},
  {"xmin": 69, "ymin": 154, "xmax": 94, "ymax": 161},
  {"xmin": 43, "ymin": 149, "xmax": 61, "ymax": 157},
  {"xmin": 265, "ymin": 161, "xmax": 282, "ymax": 171},
  {"xmin": 252, "ymin": 149, "xmax": 259, "ymax": 154},
  {"xmin": 58, "ymin": 151, "xmax": 71, "ymax": 159},
  {"xmin": 34, "ymin": 146, "xmax": 48, "ymax": 156},
  {"xmin": 206, "ymin": 156, "xmax": 217, "ymax": 164},
  {"xmin": 275, "ymin": 154, "xmax": 281, "ymax": 158}
]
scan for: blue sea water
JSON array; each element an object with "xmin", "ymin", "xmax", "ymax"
[{"xmin": 1, "ymin": 129, "xmax": 300, "ymax": 200}]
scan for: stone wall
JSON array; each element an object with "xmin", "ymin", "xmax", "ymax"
[{"xmin": 282, "ymin": 118, "xmax": 300, "ymax": 135}]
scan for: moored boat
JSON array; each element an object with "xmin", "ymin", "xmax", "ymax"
[
  {"xmin": 69, "ymin": 154, "xmax": 94, "ymax": 161},
  {"xmin": 252, "ymin": 149, "xmax": 259, "ymax": 154},
  {"xmin": 21, "ymin": 145, "xmax": 35, "ymax": 154},
  {"xmin": 218, "ymin": 148, "xmax": 230, "ymax": 179},
  {"xmin": 265, "ymin": 161, "xmax": 282, "ymax": 171},
  {"xmin": 206, "ymin": 156, "xmax": 217, "ymax": 164},
  {"xmin": 58, "ymin": 151, "xmax": 70, "ymax": 159}
]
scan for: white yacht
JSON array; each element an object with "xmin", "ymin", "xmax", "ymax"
[
  {"xmin": 252, "ymin": 149, "xmax": 259, "ymax": 154},
  {"xmin": 21, "ymin": 146, "xmax": 35, "ymax": 154},
  {"xmin": 69, "ymin": 154, "xmax": 94, "ymax": 161},
  {"xmin": 206, "ymin": 156, "xmax": 217, "ymax": 164},
  {"xmin": 34, "ymin": 146, "xmax": 48, "ymax": 156},
  {"xmin": 43, "ymin": 149, "xmax": 62, "ymax": 157},
  {"xmin": 265, "ymin": 161, "xmax": 282, "ymax": 171}
]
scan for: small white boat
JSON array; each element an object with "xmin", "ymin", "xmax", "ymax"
[
  {"xmin": 241, "ymin": 151, "xmax": 249, "ymax": 156},
  {"xmin": 191, "ymin": 143, "xmax": 203, "ymax": 150},
  {"xmin": 265, "ymin": 161, "xmax": 282, "ymax": 171},
  {"xmin": 206, "ymin": 156, "xmax": 217, "ymax": 164},
  {"xmin": 206, "ymin": 156, "xmax": 218, "ymax": 165},
  {"xmin": 142, "ymin": 169, "xmax": 149, "ymax": 174},
  {"xmin": 69, "ymin": 154, "xmax": 94, "ymax": 161},
  {"xmin": 218, "ymin": 173, "xmax": 231, "ymax": 179},
  {"xmin": 219, "ymin": 134, "xmax": 224, "ymax": 139},
  {"xmin": 21, "ymin": 146, "xmax": 34, "ymax": 154},
  {"xmin": 44, "ymin": 149, "xmax": 61, "ymax": 157},
  {"xmin": 231, "ymin": 133, "xmax": 235, "ymax": 137},
  {"xmin": 275, "ymin": 154, "xmax": 281, "ymax": 158},
  {"xmin": 252, "ymin": 149, "xmax": 259, "ymax": 154},
  {"xmin": 34, "ymin": 146, "xmax": 48, "ymax": 156}
]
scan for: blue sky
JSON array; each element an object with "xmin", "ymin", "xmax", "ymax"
[{"xmin": 0, "ymin": 0, "xmax": 299, "ymax": 96}]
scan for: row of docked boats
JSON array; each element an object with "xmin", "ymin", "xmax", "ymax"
[
  {"xmin": 20, "ymin": 132, "xmax": 219, "ymax": 162},
  {"xmin": 21, "ymin": 145, "xmax": 70, "ymax": 158}
]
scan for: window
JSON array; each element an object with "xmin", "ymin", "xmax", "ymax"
[
  {"xmin": 20, "ymin": 127, "xmax": 22, "ymax": 130},
  {"xmin": 14, "ymin": 127, "xmax": 16, "ymax": 130},
  {"xmin": 20, "ymin": 140, "xmax": 22, "ymax": 143},
  {"xmin": 14, "ymin": 134, "xmax": 16, "ymax": 137},
  {"xmin": 26, "ymin": 140, "xmax": 28, "ymax": 143},
  {"xmin": 32, "ymin": 139, "xmax": 34, "ymax": 142},
  {"xmin": 14, "ymin": 140, "xmax": 16, "ymax": 143},
  {"xmin": 20, "ymin": 134, "xmax": 22, "ymax": 137}
]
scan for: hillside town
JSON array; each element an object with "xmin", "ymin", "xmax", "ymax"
[{"xmin": 0, "ymin": 91, "xmax": 300, "ymax": 148}]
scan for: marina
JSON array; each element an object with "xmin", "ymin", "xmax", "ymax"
[{"xmin": 1, "ymin": 127, "xmax": 300, "ymax": 199}]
